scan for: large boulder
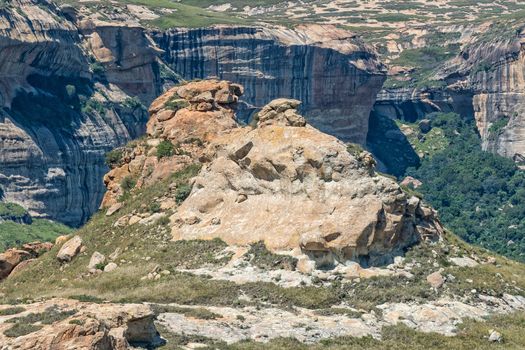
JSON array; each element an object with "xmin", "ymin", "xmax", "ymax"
[
  {"xmin": 0, "ymin": 249, "xmax": 31, "ymax": 279},
  {"xmin": 171, "ymin": 97, "xmax": 443, "ymax": 267},
  {"xmin": 57, "ymin": 236, "xmax": 83, "ymax": 263}
]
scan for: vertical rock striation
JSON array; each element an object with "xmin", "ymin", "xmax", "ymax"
[
  {"xmin": 0, "ymin": 0, "xmax": 160, "ymax": 226},
  {"xmin": 153, "ymin": 24, "xmax": 386, "ymax": 144}
]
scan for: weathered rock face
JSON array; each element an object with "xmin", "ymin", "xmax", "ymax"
[
  {"xmin": 0, "ymin": 299, "xmax": 160, "ymax": 349},
  {"xmin": 153, "ymin": 24, "xmax": 386, "ymax": 144},
  {"xmin": 101, "ymin": 79, "xmax": 242, "ymax": 208},
  {"xmin": 0, "ymin": 1, "xmax": 160, "ymax": 226},
  {"xmin": 447, "ymin": 29, "xmax": 525, "ymax": 160},
  {"xmin": 143, "ymin": 81, "xmax": 443, "ymax": 267}
]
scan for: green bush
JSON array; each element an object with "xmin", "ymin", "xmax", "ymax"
[
  {"xmin": 164, "ymin": 97, "xmax": 189, "ymax": 111},
  {"xmin": 105, "ymin": 149, "xmax": 124, "ymax": 167},
  {"xmin": 4, "ymin": 323, "xmax": 42, "ymax": 338},
  {"xmin": 82, "ymin": 99, "xmax": 106, "ymax": 116},
  {"xmin": 0, "ymin": 202, "xmax": 28, "ymax": 219},
  {"xmin": 123, "ymin": 97, "xmax": 145, "ymax": 110},
  {"xmin": 120, "ymin": 176, "xmax": 137, "ymax": 192},
  {"xmin": 157, "ymin": 140, "xmax": 175, "ymax": 159},
  {"xmin": 175, "ymin": 184, "xmax": 192, "ymax": 204},
  {"xmin": 90, "ymin": 61, "xmax": 106, "ymax": 76}
]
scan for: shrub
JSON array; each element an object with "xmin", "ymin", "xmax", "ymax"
[
  {"xmin": 149, "ymin": 202, "xmax": 161, "ymax": 213},
  {"xmin": 90, "ymin": 61, "xmax": 106, "ymax": 76},
  {"xmin": 175, "ymin": 184, "xmax": 192, "ymax": 204},
  {"xmin": 122, "ymin": 96, "xmax": 145, "ymax": 110},
  {"xmin": 164, "ymin": 96, "xmax": 189, "ymax": 111},
  {"xmin": 0, "ymin": 307, "xmax": 25, "ymax": 316},
  {"xmin": 82, "ymin": 99, "xmax": 106, "ymax": 116},
  {"xmin": 105, "ymin": 149, "xmax": 124, "ymax": 167},
  {"xmin": 65, "ymin": 85, "xmax": 76, "ymax": 99},
  {"xmin": 4, "ymin": 323, "xmax": 42, "ymax": 338},
  {"xmin": 120, "ymin": 176, "xmax": 137, "ymax": 192},
  {"xmin": 157, "ymin": 140, "xmax": 175, "ymax": 159}
]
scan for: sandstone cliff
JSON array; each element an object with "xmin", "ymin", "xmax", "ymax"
[
  {"xmin": 0, "ymin": 1, "xmax": 160, "ymax": 225},
  {"xmin": 441, "ymin": 25, "xmax": 525, "ymax": 160},
  {"xmin": 153, "ymin": 24, "xmax": 386, "ymax": 144}
]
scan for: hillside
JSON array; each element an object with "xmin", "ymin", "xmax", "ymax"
[{"xmin": 0, "ymin": 81, "xmax": 524, "ymax": 349}]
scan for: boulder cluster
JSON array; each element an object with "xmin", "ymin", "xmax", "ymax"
[
  {"xmin": 0, "ymin": 242, "xmax": 53, "ymax": 280},
  {"xmin": 0, "ymin": 299, "xmax": 159, "ymax": 349},
  {"xmin": 101, "ymin": 80, "xmax": 243, "ymax": 208}
]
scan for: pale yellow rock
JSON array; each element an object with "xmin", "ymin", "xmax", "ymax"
[
  {"xmin": 56, "ymin": 236, "xmax": 83, "ymax": 263},
  {"xmin": 171, "ymin": 98, "xmax": 443, "ymax": 266}
]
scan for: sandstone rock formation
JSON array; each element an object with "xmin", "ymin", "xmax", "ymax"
[
  {"xmin": 56, "ymin": 236, "xmax": 83, "ymax": 263},
  {"xmin": 101, "ymin": 80, "xmax": 442, "ymax": 267},
  {"xmin": 153, "ymin": 24, "xmax": 386, "ymax": 144},
  {"xmin": 101, "ymin": 79, "xmax": 243, "ymax": 207},
  {"xmin": 445, "ymin": 26, "xmax": 525, "ymax": 160},
  {"xmin": 0, "ymin": 299, "xmax": 160, "ymax": 349},
  {"xmin": 170, "ymin": 96, "xmax": 442, "ymax": 266}
]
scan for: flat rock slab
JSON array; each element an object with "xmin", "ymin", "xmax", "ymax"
[{"xmin": 158, "ymin": 305, "xmax": 376, "ymax": 344}]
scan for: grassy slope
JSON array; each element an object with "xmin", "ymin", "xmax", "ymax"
[
  {"xmin": 0, "ymin": 162, "xmax": 524, "ymax": 348},
  {"xmin": 0, "ymin": 220, "xmax": 71, "ymax": 253}
]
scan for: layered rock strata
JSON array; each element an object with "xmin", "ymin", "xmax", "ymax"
[
  {"xmin": 153, "ymin": 24, "xmax": 386, "ymax": 144},
  {"xmin": 0, "ymin": 1, "xmax": 160, "ymax": 225}
]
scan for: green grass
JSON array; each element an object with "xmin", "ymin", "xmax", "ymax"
[
  {"xmin": 0, "ymin": 219, "xmax": 72, "ymax": 253},
  {"xmin": 0, "ymin": 307, "xmax": 25, "ymax": 316},
  {"xmin": 3, "ymin": 323, "xmax": 42, "ymax": 338},
  {"xmin": 0, "ymin": 202, "xmax": 27, "ymax": 219}
]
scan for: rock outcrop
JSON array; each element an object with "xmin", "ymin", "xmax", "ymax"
[
  {"xmin": 102, "ymin": 80, "xmax": 442, "ymax": 266},
  {"xmin": 169, "ymin": 93, "xmax": 442, "ymax": 266},
  {"xmin": 0, "ymin": 299, "xmax": 160, "ymax": 349},
  {"xmin": 153, "ymin": 24, "xmax": 386, "ymax": 144},
  {"xmin": 101, "ymin": 79, "xmax": 243, "ymax": 207}
]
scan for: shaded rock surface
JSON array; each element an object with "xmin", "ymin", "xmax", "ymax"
[{"xmin": 0, "ymin": 0, "xmax": 158, "ymax": 226}]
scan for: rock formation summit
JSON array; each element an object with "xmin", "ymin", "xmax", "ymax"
[{"xmin": 104, "ymin": 80, "xmax": 443, "ymax": 268}]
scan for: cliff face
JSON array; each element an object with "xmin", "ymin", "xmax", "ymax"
[
  {"xmin": 373, "ymin": 24, "xmax": 525, "ymax": 163},
  {"xmin": 454, "ymin": 31, "xmax": 525, "ymax": 160},
  {"xmin": 153, "ymin": 24, "xmax": 386, "ymax": 144},
  {"xmin": 0, "ymin": 1, "xmax": 160, "ymax": 226}
]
